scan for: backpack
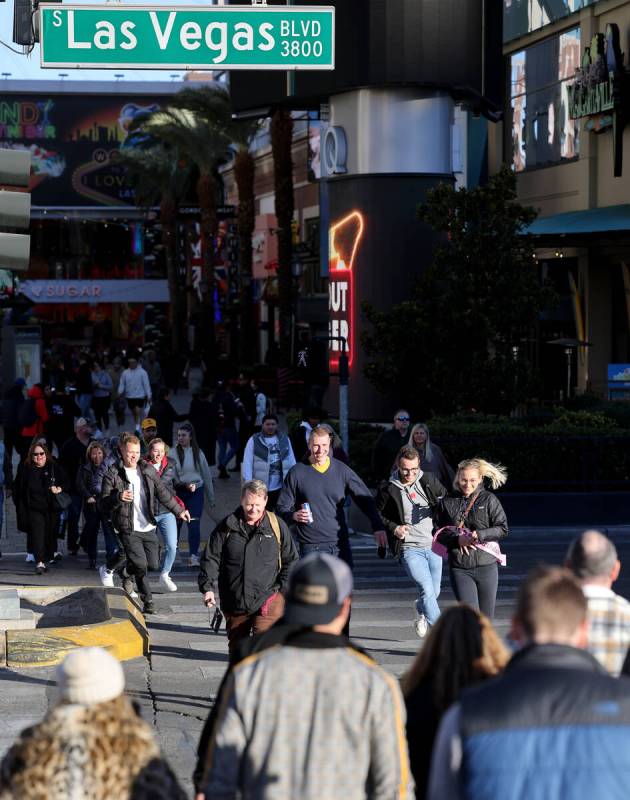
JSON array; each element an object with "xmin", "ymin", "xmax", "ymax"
[{"xmin": 18, "ymin": 397, "xmax": 37, "ymax": 428}]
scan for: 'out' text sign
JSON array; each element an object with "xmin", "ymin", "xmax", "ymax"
[{"xmin": 39, "ymin": 4, "xmax": 335, "ymax": 70}]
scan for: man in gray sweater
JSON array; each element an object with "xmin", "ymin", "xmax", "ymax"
[
  {"xmin": 277, "ymin": 425, "xmax": 386, "ymax": 567},
  {"xmin": 202, "ymin": 553, "xmax": 414, "ymax": 800}
]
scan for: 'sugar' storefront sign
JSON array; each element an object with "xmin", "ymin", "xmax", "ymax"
[
  {"xmin": 39, "ymin": 4, "xmax": 335, "ymax": 69},
  {"xmin": 328, "ymin": 212, "xmax": 364, "ymax": 371}
]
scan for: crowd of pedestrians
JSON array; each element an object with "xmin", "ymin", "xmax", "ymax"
[{"xmin": 5, "ymin": 392, "xmax": 630, "ymax": 799}]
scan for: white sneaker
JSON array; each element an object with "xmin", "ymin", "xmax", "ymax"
[
  {"xmin": 25, "ymin": 553, "xmax": 35, "ymax": 563},
  {"xmin": 99, "ymin": 565, "xmax": 115, "ymax": 588},
  {"xmin": 159, "ymin": 573, "xmax": 177, "ymax": 592},
  {"xmin": 414, "ymin": 614, "xmax": 428, "ymax": 639},
  {"xmin": 188, "ymin": 554, "xmax": 200, "ymax": 567},
  {"xmin": 130, "ymin": 590, "xmax": 139, "ymax": 599}
]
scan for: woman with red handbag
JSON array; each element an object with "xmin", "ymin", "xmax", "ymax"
[{"xmin": 435, "ymin": 458, "xmax": 508, "ymax": 619}]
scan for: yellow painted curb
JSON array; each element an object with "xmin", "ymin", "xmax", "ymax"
[{"xmin": 5, "ymin": 588, "xmax": 149, "ymax": 668}]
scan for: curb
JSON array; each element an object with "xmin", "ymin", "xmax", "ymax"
[{"xmin": 4, "ymin": 588, "xmax": 149, "ymax": 668}]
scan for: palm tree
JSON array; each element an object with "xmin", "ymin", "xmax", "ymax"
[
  {"xmin": 167, "ymin": 87, "xmax": 260, "ymax": 363},
  {"xmin": 118, "ymin": 144, "xmax": 190, "ymax": 353},
  {"xmin": 139, "ymin": 90, "xmax": 233, "ymax": 357},
  {"xmin": 271, "ymin": 108, "xmax": 294, "ymax": 364}
]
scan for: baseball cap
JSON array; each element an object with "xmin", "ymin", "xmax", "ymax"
[
  {"xmin": 75, "ymin": 417, "xmax": 90, "ymax": 430},
  {"xmin": 141, "ymin": 418, "xmax": 157, "ymax": 431},
  {"xmin": 283, "ymin": 553, "xmax": 353, "ymax": 626}
]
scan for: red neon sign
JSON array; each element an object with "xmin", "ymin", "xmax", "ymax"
[{"xmin": 328, "ymin": 211, "xmax": 364, "ymax": 370}]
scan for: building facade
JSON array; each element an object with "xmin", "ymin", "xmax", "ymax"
[{"xmin": 495, "ymin": 0, "xmax": 630, "ymax": 399}]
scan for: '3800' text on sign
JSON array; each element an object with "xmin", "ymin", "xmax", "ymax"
[{"xmin": 39, "ymin": 4, "xmax": 335, "ymax": 70}]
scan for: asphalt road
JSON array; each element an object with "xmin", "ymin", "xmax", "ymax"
[{"xmin": 1, "ymin": 520, "xmax": 629, "ymax": 796}]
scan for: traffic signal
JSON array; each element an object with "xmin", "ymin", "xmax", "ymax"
[
  {"xmin": 0, "ymin": 148, "xmax": 31, "ymax": 272},
  {"xmin": 13, "ymin": 0, "xmax": 34, "ymax": 45}
]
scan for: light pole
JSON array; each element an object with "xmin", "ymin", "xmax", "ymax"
[{"xmin": 328, "ymin": 335, "xmax": 349, "ymax": 455}]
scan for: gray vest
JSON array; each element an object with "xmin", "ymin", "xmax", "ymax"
[{"xmin": 252, "ymin": 433, "xmax": 292, "ymax": 485}]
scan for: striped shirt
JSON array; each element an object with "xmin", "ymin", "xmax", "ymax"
[{"xmin": 583, "ymin": 584, "xmax": 630, "ymax": 676}]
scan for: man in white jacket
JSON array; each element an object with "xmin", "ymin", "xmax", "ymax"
[
  {"xmin": 118, "ymin": 355, "xmax": 152, "ymax": 431},
  {"xmin": 241, "ymin": 415, "xmax": 296, "ymax": 511}
]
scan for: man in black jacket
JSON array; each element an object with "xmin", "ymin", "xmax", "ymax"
[
  {"xmin": 198, "ymin": 478, "xmax": 297, "ymax": 654},
  {"xmin": 99, "ymin": 434, "xmax": 190, "ymax": 614},
  {"xmin": 371, "ymin": 409, "xmax": 412, "ymax": 482},
  {"xmin": 376, "ymin": 446, "xmax": 447, "ymax": 638}
]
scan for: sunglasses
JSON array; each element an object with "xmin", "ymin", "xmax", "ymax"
[
  {"xmin": 396, "ymin": 416, "xmax": 410, "ymax": 422},
  {"xmin": 32, "ymin": 451, "xmax": 46, "ymax": 457}
]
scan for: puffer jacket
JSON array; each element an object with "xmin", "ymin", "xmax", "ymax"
[
  {"xmin": 98, "ymin": 460, "xmax": 182, "ymax": 535},
  {"xmin": 198, "ymin": 508, "xmax": 298, "ymax": 614},
  {"xmin": 436, "ymin": 489, "xmax": 508, "ymax": 569},
  {"xmin": 76, "ymin": 461, "xmax": 109, "ymax": 500},
  {"xmin": 457, "ymin": 644, "xmax": 630, "ymax": 800},
  {"xmin": 143, "ymin": 454, "xmax": 183, "ymax": 516}
]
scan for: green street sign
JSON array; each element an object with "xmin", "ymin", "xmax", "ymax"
[{"xmin": 39, "ymin": 4, "xmax": 335, "ymax": 70}]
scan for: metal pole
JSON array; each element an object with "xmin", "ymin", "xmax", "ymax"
[
  {"xmin": 286, "ymin": 0, "xmax": 295, "ymax": 97},
  {"xmin": 328, "ymin": 335, "xmax": 349, "ymax": 455}
]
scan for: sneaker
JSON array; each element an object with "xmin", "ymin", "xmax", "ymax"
[
  {"xmin": 25, "ymin": 553, "xmax": 35, "ymax": 563},
  {"xmin": 159, "ymin": 573, "xmax": 177, "ymax": 592},
  {"xmin": 50, "ymin": 552, "xmax": 63, "ymax": 564},
  {"xmin": 99, "ymin": 565, "xmax": 115, "ymax": 588},
  {"xmin": 414, "ymin": 614, "xmax": 428, "ymax": 639},
  {"xmin": 188, "ymin": 554, "xmax": 200, "ymax": 567},
  {"xmin": 143, "ymin": 601, "xmax": 155, "ymax": 615},
  {"xmin": 35, "ymin": 562, "xmax": 47, "ymax": 575},
  {"xmin": 122, "ymin": 577, "xmax": 138, "ymax": 599}
]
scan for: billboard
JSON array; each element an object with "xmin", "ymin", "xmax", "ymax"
[{"xmin": 0, "ymin": 94, "xmax": 165, "ymax": 207}]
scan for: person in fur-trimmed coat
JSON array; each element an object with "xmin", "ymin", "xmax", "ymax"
[{"xmin": 0, "ymin": 647, "xmax": 186, "ymax": 800}]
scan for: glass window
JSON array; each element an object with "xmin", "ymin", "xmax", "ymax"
[
  {"xmin": 503, "ymin": 0, "xmax": 600, "ymax": 43},
  {"xmin": 509, "ymin": 28, "xmax": 580, "ymax": 172}
]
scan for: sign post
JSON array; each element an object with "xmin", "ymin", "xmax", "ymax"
[{"xmin": 38, "ymin": 4, "xmax": 335, "ymax": 70}]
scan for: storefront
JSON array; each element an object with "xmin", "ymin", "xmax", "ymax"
[
  {"xmin": 498, "ymin": 0, "xmax": 630, "ymax": 398},
  {"xmin": 1, "ymin": 89, "xmax": 189, "ymax": 350}
]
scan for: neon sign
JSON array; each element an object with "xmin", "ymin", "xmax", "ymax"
[
  {"xmin": 328, "ymin": 210, "xmax": 364, "ymax": 370},
  {"xmin": 0, "ymin": 100, "xmax": 56, "ymax": 140}
]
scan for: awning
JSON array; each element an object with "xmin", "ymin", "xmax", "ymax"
[{"xmin": 527, "ymin": 205, "xmax": 630, "ymax": 236}]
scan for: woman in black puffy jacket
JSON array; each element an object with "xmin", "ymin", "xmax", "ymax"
[{"xmin": 436, "ymin": 458, "xmax": 508, "ymax": 619}]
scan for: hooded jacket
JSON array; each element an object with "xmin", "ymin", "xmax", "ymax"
[{"xmin": 376, "ymin": 471, "xmax": 446, "ymax": 557}]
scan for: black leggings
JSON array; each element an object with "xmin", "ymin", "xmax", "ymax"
[
  {"xmin": 92, "ymin": 397, "xmax": 110, "ymax": 431},
  {"xmin": 450, "ymin": 562, "xmax": 498, "ymax": 619},
  {"xmin": 29, "ymin": 510, "xmax": 58, "ymax": 564}
]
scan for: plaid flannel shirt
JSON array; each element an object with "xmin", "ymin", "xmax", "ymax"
[{"xmin": 583, "ymin": 584, "xmax": 630, "ymax": 676}]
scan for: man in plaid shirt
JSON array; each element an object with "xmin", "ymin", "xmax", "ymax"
[{"xmin": 565, "ymin": 529, "xmax": 630, "ymax": 676}]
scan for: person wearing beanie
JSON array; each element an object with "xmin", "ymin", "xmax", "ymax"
[{"xmin": 0, "ymin": 647, "xmax": 186, "ymax": 800}]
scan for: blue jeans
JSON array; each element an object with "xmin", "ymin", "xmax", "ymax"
[
  {"xmin": 298, "ymin": 542, "xmax": 339, "ymax": 558},
  {"xmin": 78, "ymin": 393, "xmax": 93, "ymax": 420},
  {"xmin": 217, "ymin": 428, "xmax": 238, "ymax": 468},
  {"xmin": 400, "ymin": 546, "xmax": 442, "ymax": 626},
  {"xmin": 178, "ymin": 487, "xmax": 204, "ymax": 557},
  {"xmin": 156, "ymin": 512, "xmax": 178, "ymax": 574}
]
